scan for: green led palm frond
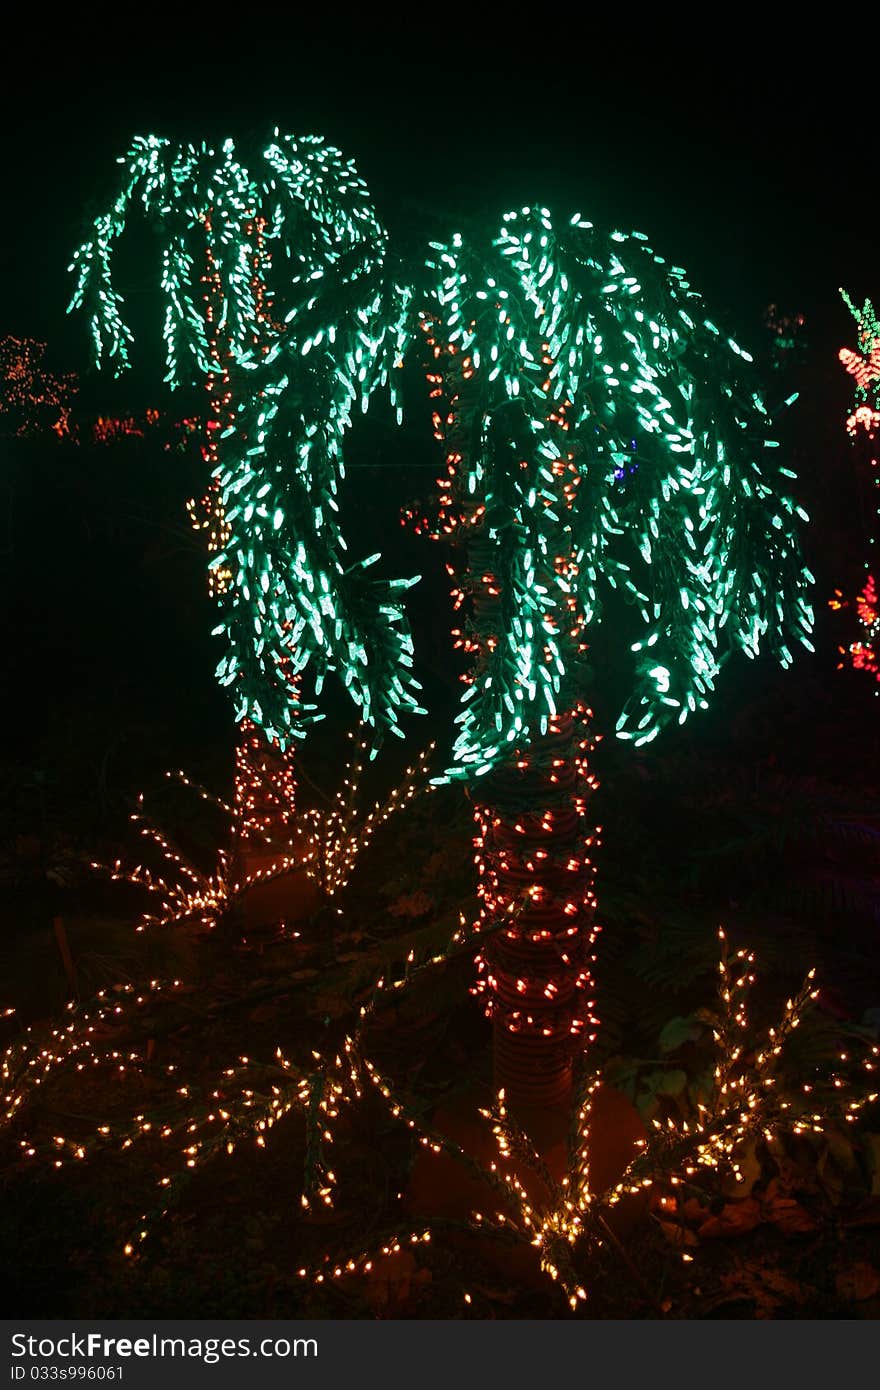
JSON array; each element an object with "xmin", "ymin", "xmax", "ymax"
[
  {"xmin": 424, "ymin": 209, "xmax": 814, "ymax": 777},
  {"xmin": 213, "ymin": 370, "xmax": 423, "ymax": 744},
  {"xmin": 67, "ymin": 135, "xmax": 256, "ymax": 381},
  {"xmin": 209, "ymin": 140, "xmax": 421, "ymax": 745},
  {"xmin": 68, "ymin": 131, "xmax": 422, "ymax": 746}
]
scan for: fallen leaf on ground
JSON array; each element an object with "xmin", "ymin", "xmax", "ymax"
[
  {"xmin": 710, "ymin": 1259, "xmax": 811, "ymax": 1318},
  {"xmin": 697, "ymin": 1196, "xmax": 762, "ymax": 1239},
  {"xmin": 761, "ymin": 1179, "xmax": 819, "ymax": 1235}
]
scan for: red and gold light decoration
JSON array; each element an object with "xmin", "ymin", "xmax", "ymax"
[
  {"xmin": 91, "ymin": 407, "xmax": 163, "ymax": 445},
  {"xmin": 833, "ymin": 291, "xmax": 880, "ymax": 684},
  {"xmin": 832, "ymin": 574, "xmax": 880, "ymax": 680},
  {"xmin": 470, "ymin": 707, "xmax": 601, "ymax": 1108},
  {"xmin": 93, "ymin": 732, "xmax": 435, "ymax": 933},
  {"xmin": 233, "ymin": 718, "xmax": 299, "ymax": 853},
  {"xmin": 0, "ymin": 335, "xmax": 77, "ymax": 438},
  {"xmin": 0, "ymin": 338, "xmax": 175, "ymax": 445}
]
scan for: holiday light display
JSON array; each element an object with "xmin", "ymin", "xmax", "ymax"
[
  {"xmin": 833, "ymin": 291, "xmax": 880, "ymax": 683},
  {"xmin": 234, "ymin": 719, "xmax": 299, "ymax": 853},
  {"xmin": 2, "ymin": 980, "xmax": 185, "ymax": 1130},
  {"xmin": 295, "ymin": 730, "xmax": 436, "ymax": 900},
  {"xmin": 68, "ymin": 146, "xmax": 816, "ymax": 1120},
  {"xmin": 188, "ymin": 217, "xmax": 276, "ymax": 601},
  {"xmin": 5, "ymin": 920, "xmax": 875, "ymax": 1315},
  {"xmin": 68, "ymin": 133, "xmax": 432, "ymax": 910},
  {"xmin": 414, "ymin": 210, "xmax": 814, "ymax": 1105},
  {"xmin": 292, "ymin": 928, "xmax": 878, "ymax": 1312},
  {"xmin": 468, "ymin": 704, "xmax": 601, "ymax": 1106},
  {"xmin": 91, "ymin": 407, "xmax": 162, "ymax": 445},
  {"xmin": 192, "ymin": 207, "xmax": 299, "ymax": 836},
  {"xmin": 92, "ymin": 735, "xmax": 434, "ymax": 933},
  {"xmin": 421, "ymin": 211, "xmax": 813, "ymax": 769},
  {"xmin": 68, "ymin": 133, "xmax": 422, "ymax": 747},
  {"xmin": 0, "ymin": 335, "xmax": 76, "ymax": 438},
  {"xmin": 0, "ymin": 359, "xmax": 198, "ymax": 446},
  {"xmin": 763, "ymin": 304, "xmax": 807, "ymax": 370}
]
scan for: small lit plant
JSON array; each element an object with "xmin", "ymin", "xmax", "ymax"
[
  {"xmin": 297, "ymin": 731, "xmax": 436, "ymax": 904},
  {"xmin": 294, "ymin": 927, "xmax": 878, "ymax": 1313},
  {"xmin": 92, "ymin": 733, "xmax": 436, "ymax": 933},
  {"xmin": 95, "ymin": 770, "xmax": 261, "ymax": 935}
]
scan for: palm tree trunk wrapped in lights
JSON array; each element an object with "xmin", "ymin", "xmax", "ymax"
[
  {"xmin": 473, "ymin": 707, "xmax": 600, "ymax": 1107},
  {"xmin": 458, "ymin": 519, "xmax": 598, "ymax": 1105}
]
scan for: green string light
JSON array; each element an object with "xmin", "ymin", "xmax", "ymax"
[
  {"xmin": 68, "ymin": 132, "xmax": 424, "ymax": 748},
  {"xmin": 422, "ymin": 208, "xmax": 814, "ymax": 777},
  {"xmin": 70, "ymin": 146, "xmax": 814, "ymax": 770}
]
